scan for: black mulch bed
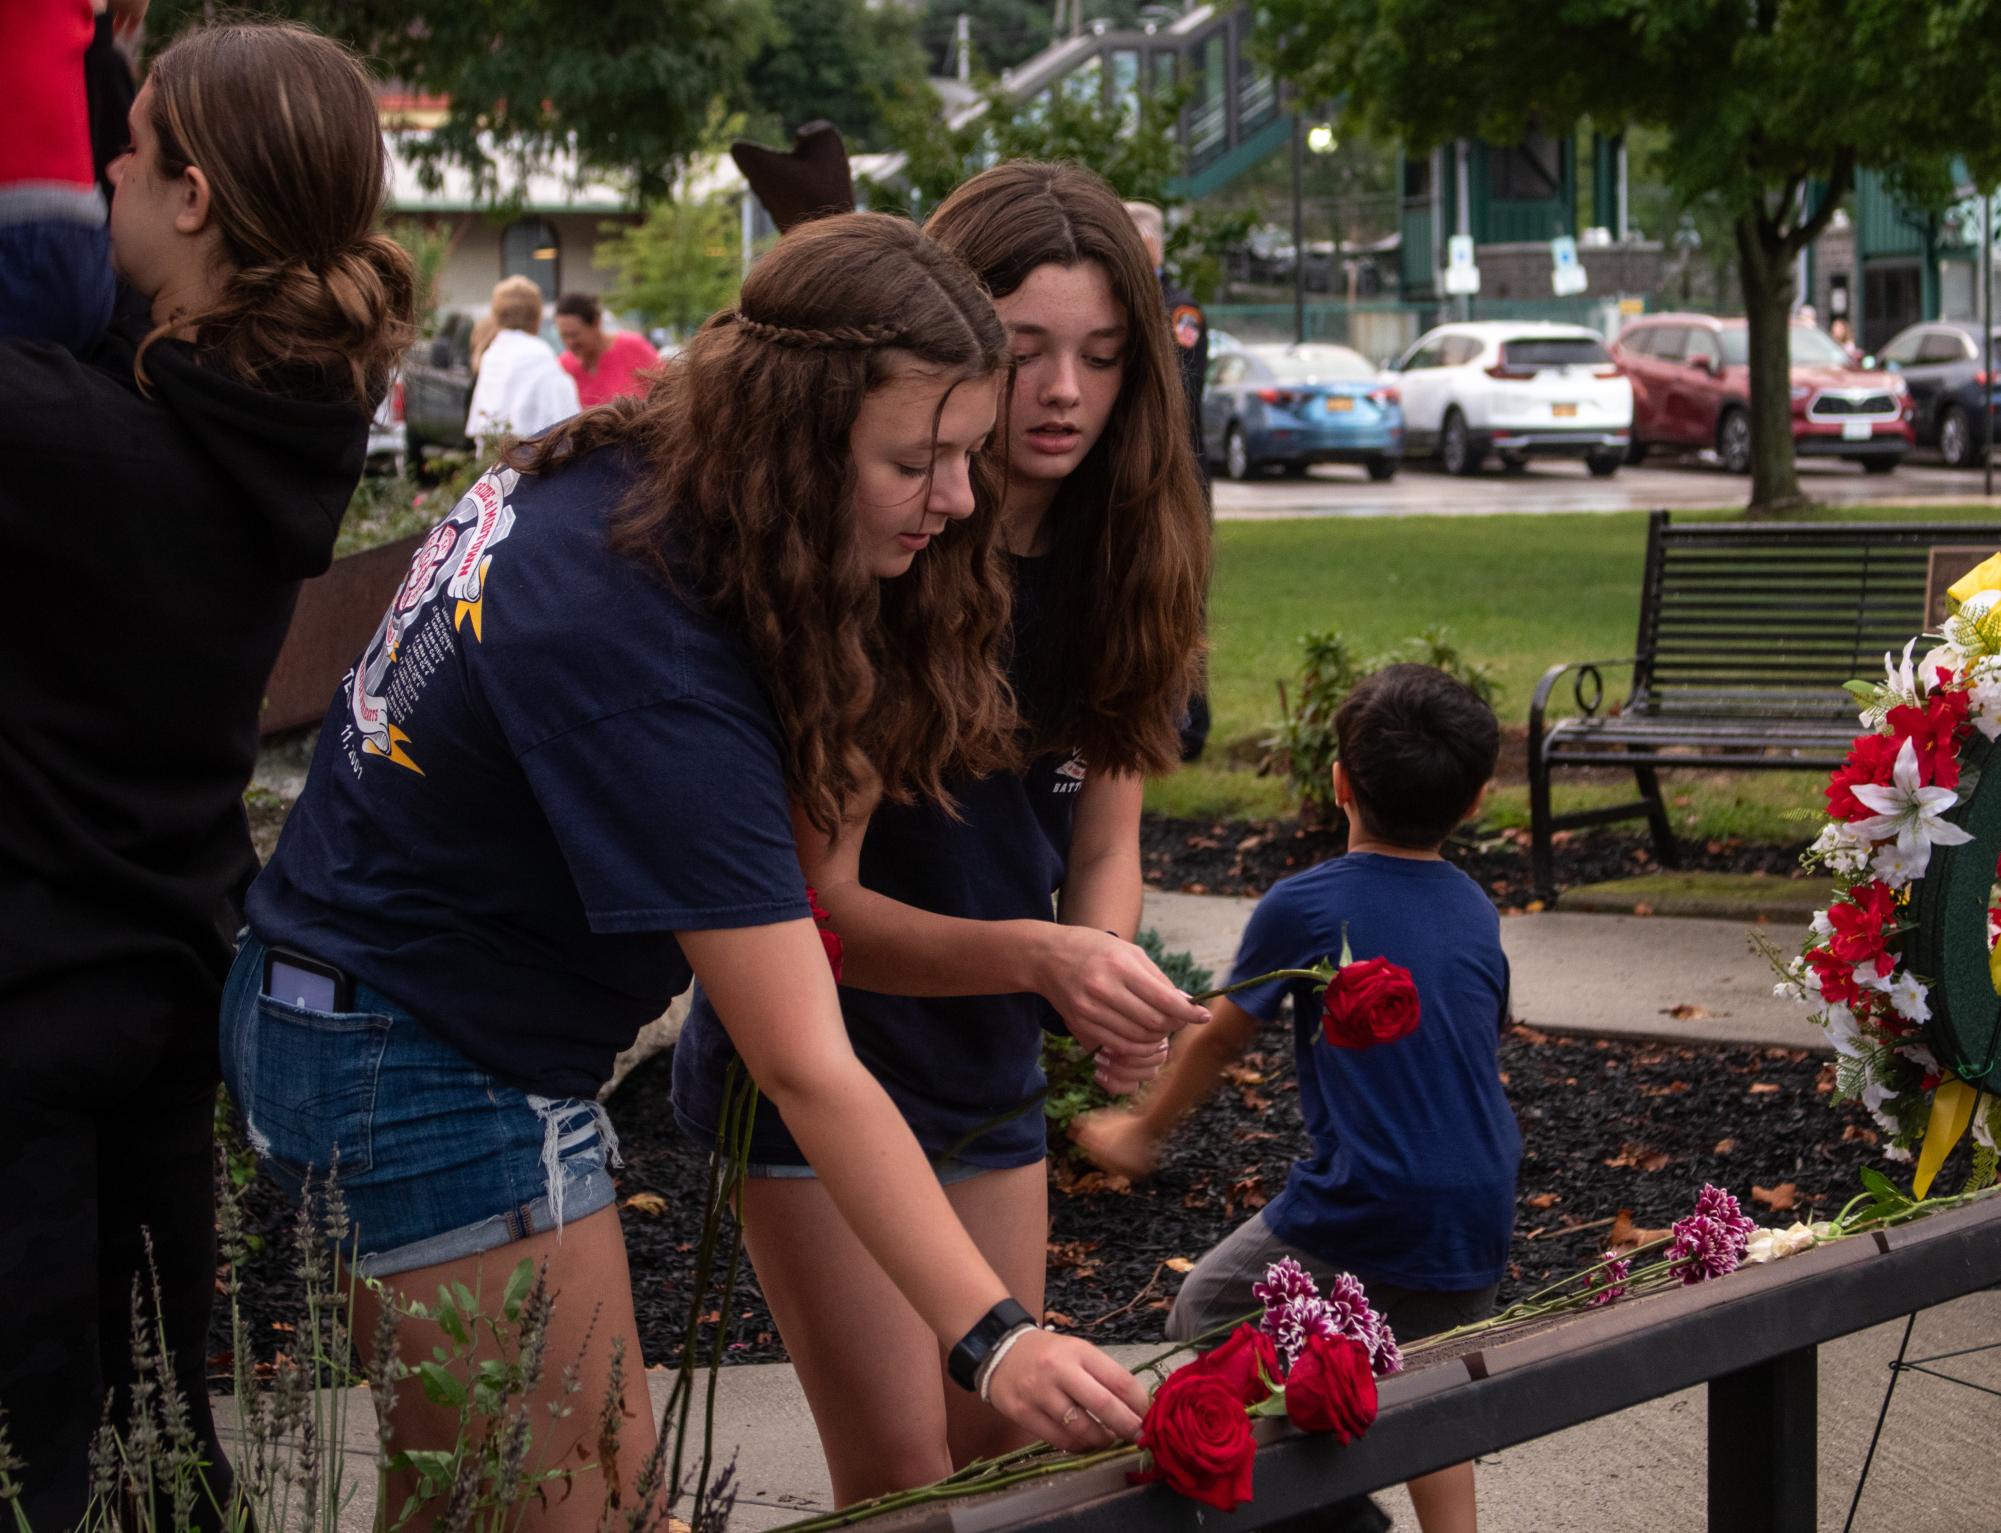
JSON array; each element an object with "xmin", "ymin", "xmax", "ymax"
[
  {"xmin": 213, "ymin": 1029, "xmax": 1931, "ymax": 1386},
  {"xmin": 1141, "ymin": 813, "xmax": 1810, "ymax": 907}
]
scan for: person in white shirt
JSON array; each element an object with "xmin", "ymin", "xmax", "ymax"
[{"xmin": 464, "ymin": 275, "xmax": 579, "ymax": 451}]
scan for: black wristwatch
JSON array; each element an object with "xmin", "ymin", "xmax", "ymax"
[{"xmin": 947, "ymin": 1298, "xmax": 1036, "ymax": 1392}]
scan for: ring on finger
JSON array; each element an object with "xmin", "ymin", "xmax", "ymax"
[{"xmin": 1061, "ymin": 1405, "xmax": 1081, "ymax": 1427}]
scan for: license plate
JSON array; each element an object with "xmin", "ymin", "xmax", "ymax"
[
  {"xmin": 1842, "ymin": 419, "xmax": 1872, "ymax": 441},
  {"xmin": 1552, "ymin": 402, "xmax": 1578, "ymax": 418},
  {"xmin": 1325, "ymin": 396, "xmax": 1354, "ymax": 413}
]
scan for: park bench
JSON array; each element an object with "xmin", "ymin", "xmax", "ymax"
[{"xmin": 1526, "ymin": 510, "xmax": 2001, "ymax": 905}]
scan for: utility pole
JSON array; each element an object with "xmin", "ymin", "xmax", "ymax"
[
  {"xmin": 956, "ymin": 12, "xmax": 970, "ymax": 82},
  {"xmin": 1291, "ymin": 112, "xmax": 1306, "ymax": 345}
]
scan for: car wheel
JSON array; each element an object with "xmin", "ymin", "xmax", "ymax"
[
  {"xmin": 1585, "ymin": 450, "xmax": 1622, "ymax": 478},
  {"xmin": 1718, "ymin": 408, "xmax": 1752, "ymax": 475},
  {"xmin": 1625, "ymin": 435, "xmax": 1647, "ymax": 466},
  {"xmin": 1225, "ymin": 424, "xmax": 1254, "ymax": 482},
  {"xmin": 1441, "ymin": 410, "xmax": 1483, "ymax": 476},
  {"xmin": 1279, "ymin": 461, "xmax": 1312, "ymax": 478},
  {"xmin": 1500, "ymin": 451, "xmax": 1528, "ymax": 474},
  {"xmin": 1939, "ymin": 405, "xmax": 1972, "ymax": 468},
  {"xmin": 1364, "ymin": 457, "xmax": 1398, "ymax": 482},
  {"xmin": 1859, "ymin": 456, "xmax": 1899, "ymax": 475}
]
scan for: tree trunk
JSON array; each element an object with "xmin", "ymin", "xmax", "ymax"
[{"xmin": 1734, "ymin": 206, "xmax": 1809, "ymax": 516}]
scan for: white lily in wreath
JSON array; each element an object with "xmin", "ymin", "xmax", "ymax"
[
  {"xmin": 1858, "ymin": 639, "xmax": 1923, "ymax": 728},
  {"xmin": 1848, "ymin": 738, "xmax": 1974, "ymax": 887}
]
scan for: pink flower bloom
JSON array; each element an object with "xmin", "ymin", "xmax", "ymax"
[
  {"xmin": 1581, "ymin": 1252, "xmax": 1631, "ymax": 1308},
  {"xmin": 1668, "ymin": 1185, "xmax": 1756, "ymax": 1285},
  {"xmin": 1255, "ymin": 1260, "xmax": 1401, "ymax": 1376}
]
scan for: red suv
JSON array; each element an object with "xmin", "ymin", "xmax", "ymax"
[{"xmin": 1612, "ymin": 313, "xmax": 1913, "ymax": 474}]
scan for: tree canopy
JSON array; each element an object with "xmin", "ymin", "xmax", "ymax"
[{"xmin": 744, "ymin": 0, "xmax": 930, "ymax": 151}]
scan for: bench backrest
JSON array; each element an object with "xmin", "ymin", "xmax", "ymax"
[{"xmin": 1632, "ymin": 511, "xmax": 2001, "ymax": 719}]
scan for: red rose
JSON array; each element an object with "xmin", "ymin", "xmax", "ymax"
[
  {"xmin": 1183, "ymin": 1323, "xmax": 1280, "ymax": 1405},
  {"xmin": 1321, "ymin": 956, "xmax": 1420, "ymax": 1049},
  {"xmin": 1825, "ymin": 733, "xmax": 1900, "ymax": 822},
  {"xmin": 1129, "ymin": 1367, "xmax": 1257, "ymax": 1512},
  {"xmin": 805, "ymin": 885, "xmax": 843, "ymax": 982},
  {"xmin": 1282, "ymin": 1333, "xmax": 1378, "ymax": 1443}
]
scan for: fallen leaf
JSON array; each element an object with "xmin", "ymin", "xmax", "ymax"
[
  {"xmin": 1606, "ymin": 1209, "xmax": 1673, "ymax": 1252},
  {"xmin": 622, "ymin": 1192, "xmax": 668, "ymax": 1217},
  {"xmin": 1512, "ymin": 1025, "xmax": 1551, "ymax": 1045},
  {"xmin": 1043, "ymin": 1310, "xmax": 1075, "ymax": 1329},
  {"xmin": 1752, "ymin": 1183, "xmax": 1797, "ymax": 1213},
  {"xmin": 1062, "ymin": 1170, "xmax": 1132, "ymax": 1197},
  {"xmin": 1604, "ymin": 1142, "xmax": 1672, "ymax": 1173},
  {"xmin": 1714, "ymin": 1137, "xmax": 1738, "ymax": 1154},
  {"xmin": 1632, "ymin": 902, "xmax": 1655, "ymax": 917},
  {"xmin": 1524, "ymin": 900, "xmax": 1547, "ymax": 914},
  {"xmin": 1526, "ymin": 1192, "xmax": 1562, "ymax": 1210},
  {"xmin": 1748, "ymin": 1082, "xmax": 1781, "ymax": 1096},
  {"xmin": 1237, "ymin": 1088, "xmax": 1273, "ymax": 1112},
  {"xmin": 1842, "ymin": 1124, "xmax": 1879, "ymax": 1145},
  {"xmin": 1663, "ymin": 1003, "xmax": 1711, "ymax": 1021},
  {"xmin": 1164, "ymin": 1257, "xmax": 1197, "ymax": 1273},
  {"xmin": 1222, "ymin": 1064, "xmax": 1266, "ymax": 1086},
  {"xmin": 1181, "ymin": 881, "xmax": 1209, "ymax": 895}
]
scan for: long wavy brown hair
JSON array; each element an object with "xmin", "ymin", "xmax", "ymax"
[
  {"xmin": 510, "ymin": 213, "xmax": 1018, "ymax": 834},
  {"xmin": 925, "ymin": 161, "xmax": 1210, "ymax": 777},
  {"xmin": 138, "ymin": 24, "xmax": 415, "ymax": 408}
]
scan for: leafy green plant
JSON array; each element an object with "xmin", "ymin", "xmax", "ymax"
[
  {"xmin": 1041, "ymin": 931, "xmax": 1212, "ymax": 1137},
  {"xmin": 335, "ymin": 455, "xmax": 484, "ymax": 560},
  {"xmin": 1262, "ymin": 626, "xmax": 1496, "ymax": 828}
]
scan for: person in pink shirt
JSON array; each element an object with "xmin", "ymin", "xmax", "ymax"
[{"xmin": 555, "ymin": 290, "xmax": 659, "ymax": 406}]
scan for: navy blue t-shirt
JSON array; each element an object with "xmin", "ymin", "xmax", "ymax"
[
  {"xmin": 247, "ymin": 453, "xmax": 811, "ymax": 1098},
  {"xmin": 673, "ymin": 553, "xmax": 1075, "ymax": 1167},
  {"xmin": 1227, "ymin": 853, "xmax": 1520, "ymax": 1291}
]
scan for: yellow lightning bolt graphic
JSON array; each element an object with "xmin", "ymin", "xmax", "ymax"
[
  {"xmin": 454, "ymin": 556, "xmax": 492, "ymax": 641},
  {"xmin": 361, "ymin": 723, "xmax": 424, "ymax": 775}
]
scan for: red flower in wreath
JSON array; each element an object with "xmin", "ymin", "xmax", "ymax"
[
  {"xmin": 1282, "ymin": 1333, "xmax": 1378, "ymax": 1442},
  {"xmin": 1130, "ymin": 1366, "xmax": 1258, "ymax": 1512},
  {"xmin": 1322, "ymin": 956, "xmax": 1421, "ymax": 1049},
  {"xmin": 1826, "ymin": 881, "xmax": 1896, "ymax": 969},
  {"xmin": 1885, "ymin": 688, "xmax": 1971, "ymax": 791},
  {"xmin": 1805, "ymin": 945, "xmax": 1868, "ymax": 1009},
  {"xmin": 1825, "ymin": 733, "xmax": 1901, "ymax": 823},
  {"xmin": 805, "ymin": 885, "xmax": 842, "ymax": 981}
]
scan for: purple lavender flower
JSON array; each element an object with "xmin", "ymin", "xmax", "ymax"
[
  {"xmin": 1581, "ymin": 1252, "xmax": 1631, "ymax": 1308},
  {"xmin": 1667, "ymin": 1184, "xmax": 1756, "ymax": 1285}
]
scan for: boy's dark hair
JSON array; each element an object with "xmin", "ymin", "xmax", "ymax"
[
  {"xmin": 555, "ymin": 292, "xmax": 602, "ymax": 325},
  {"xmin": 1334, "ymin": 664, "xmax": 1499, "ymax": 849}
]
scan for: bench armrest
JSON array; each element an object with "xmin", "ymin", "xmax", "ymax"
[{"xmin": 1529, "ymin": 657, "xmax": 1641, "ymax": 741}]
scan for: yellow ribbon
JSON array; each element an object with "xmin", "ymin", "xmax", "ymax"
[
  {"xmin": 1912, "ymin": 1078, "xmax": 1980, "ymax": 1200},
  {"xmin": 1947, "ymin": 551, "xmax": 2001, "ymax": 612}
]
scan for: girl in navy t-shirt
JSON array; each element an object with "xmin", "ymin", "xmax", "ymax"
[
  {"xmin": 673, "ymin": 164, "xmax": 1213, "ymax": 1503},
  {"xmin": 225, "ymin": 213, "xmax": 1156, "ymax": 1523}
]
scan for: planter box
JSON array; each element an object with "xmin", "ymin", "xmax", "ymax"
[{"xmin": 260, "ymin": 532, "xmax": 422, "ymax": 735}]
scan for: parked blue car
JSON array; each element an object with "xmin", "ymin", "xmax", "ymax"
[
  {"xmin": 1875, "ymin": 321, "xmax": 2001, "ymax": 468},
  {"xmin": 1201, "ymin": 343, "xmax": 1403, "ymax": 481}
]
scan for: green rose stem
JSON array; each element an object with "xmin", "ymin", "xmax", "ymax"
[{"xmin": 1186, "ymin": 967, "xmax": 1336, "ymax": 1006}]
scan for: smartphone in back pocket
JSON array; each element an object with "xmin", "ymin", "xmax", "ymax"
[{"xmin": 263, "ymin": 947, "xmax": 354, "ymax": 1012}]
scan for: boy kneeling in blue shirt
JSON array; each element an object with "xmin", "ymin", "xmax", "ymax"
[{"xmin": 1075, "ymin": 664, "xmax": 1519, "ymax": 1533}]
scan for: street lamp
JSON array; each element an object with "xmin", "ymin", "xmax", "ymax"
[{"xmin": 1292, "ymin": 120, "xmax": 1339, "ymax": 343}]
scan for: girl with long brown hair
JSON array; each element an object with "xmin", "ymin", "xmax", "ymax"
[
  {"xmin": 0, "ymin": 22, "xmax": 414, "ymax": 1525},
  {"xmin": 672, "ymin": 160, "xmax": 1213, "ymax": 1503},
  {"xmin": 223, "ymin": 209, "xmax": 1155, "ymax": 1529}
]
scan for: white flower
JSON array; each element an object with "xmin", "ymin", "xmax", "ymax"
[
  {"xmin": 1849, "ymin": 738, "xmax": 1975, "ymax": 884},
  {"xmin": 1895, "ymin": 1041, "xmax": 1940, "ymax": 1075},
  {"xmin": 1810, "ymin": 820, "xmax": 1872, "ymax": 877},
  {"xmin": 1920, "ymin": 642, "xmax": 1964, "ymax": 686},
  {"xmin": 1883, "ymin": 1143, "xmax": 1914, "ymax": 1164},
  {"xmin": 1821, "ymin": 1003, "xmax": 1867, "ymax": 1059},
  {"xmin": 1870, "ymin": 839, "xmax": 1931, "ymax": 888},
  {"xmin": 1861, "ymin": 640, "xmax": 1923, "ymax": 726},
  {"xmin": 1855, "ymin": 956, "xmax": 1896, "ymax": 994},
  {"xmin": 1970, "ymin": 669, "xmax": 2001, "ymax": 742},
  {"xmin": 1743, "ymin": 1223, "xmax": 1819, "ymax": 1265},
  {"xmin": 1810, "ymin": 911, "xmax": 1835, "ymax": 939},
  {"xmin": 1861, "ymin": 1077, "xmax": 1895, "ymax": 1116},
  {"xmin": 1974, "ymin": 1094, "xmax": 1999, "ymax": 1154},
  {"xmin": 1887, "ymin": 973, "xmax": 1932, "ymax": 1026}
]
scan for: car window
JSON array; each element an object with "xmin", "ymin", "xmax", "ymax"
[
  {"xmin": 1649, "ymin": 326, "xmax": 1688, "ymax": 362},
  {"xmin": 1718, "ymin": 330, "xmax": 1749, "ymax": 367},
  {"xmin": 1270, "ymin": 346, "xmax": 1374, "ymax": 380},
  {"xmin": 1878, "ymin": 329, "xmax": 1926, "ymax": 366},
  {"xmin": 1787, "ymin": 327, "xmax": 1852, "ymax": 366},
  {"xmin": 1210, "ymin": 355, "xmax": 1248, "ymax": 387},
  {"xmin": 1500, "ymin": 335, "xmax": 1612, "ymax": 369},
  {"xmin": 1684, "ymin": 330, "xmax": 1720, "ymax": 368},
  {"xmin": 1441, "ymin": 335, "xmax": 1483, "ymax": 368},
  {"xmin": 1618, "ymin": 326, "xmax": 1655, "ymax": 357},
  {"xmin": 1919, "ymin": 331, "xmax": 1972, "ymax": 364},
  {"xmin": 1399, "ymin": 340, "xmax": 1442, "ymax": 371}
]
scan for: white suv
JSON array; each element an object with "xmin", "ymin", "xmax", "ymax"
[{"xmin": 1388, "ymin": 321, "xmax": 1633, "ymax": 476}]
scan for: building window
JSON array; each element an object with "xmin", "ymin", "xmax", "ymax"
[{"xmin": 501, "ymin": 217, "xmax": 560, "ymax": 303}]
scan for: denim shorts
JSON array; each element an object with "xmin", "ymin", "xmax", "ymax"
[
  {"xmin": 219, "ymin": 934, "xmax": 619, "ymax": 1279},
  {"xmin": 745, "ymin": 1155, "xmax": 993, "ymax": 1186}
]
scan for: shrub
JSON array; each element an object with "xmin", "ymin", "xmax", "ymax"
[
  {"xmin": 1263, "ymin": 625, "xmax": 1496, "ymax": 829},
  {"xmin": 1041, "ymin": 931, "xmax": 1212, "ymax": 1137}
]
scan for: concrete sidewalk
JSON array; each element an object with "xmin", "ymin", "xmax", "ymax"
[
  {"xmin": 217, "ymin": 1289, "xmax": 2000, "ymax": 1532},
  {"xmin": 1143, "ymin": 890, "xmax": 1822, "ymax": 1052}
]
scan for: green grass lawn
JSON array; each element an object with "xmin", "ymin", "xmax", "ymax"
[{"xmin": 1147, "ymin": 502, "xmax": 2000, "ymax": 836}]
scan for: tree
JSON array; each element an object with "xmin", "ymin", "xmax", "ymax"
[
  {"xmin": 144, "ymin": 0, "xmax": 773, "ymax": 203},
  {"xmin": 598, "ymin": 198, "xmax": 744, "ymax": 340},
  {"xmin": 743, "ymin": 0, "xmax": 930, "ymax": 151},
  {"xmin": 1258, "ymin": 0, "xmax": 2001, "ymax": 513},
  {"xmin": 868, "ymin": 77, "xmax": 1254, "ymax": 300}
]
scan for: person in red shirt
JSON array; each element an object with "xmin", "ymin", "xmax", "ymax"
[{"xmin": 555, "ymin": 290, "xmax": 659, "ymax": 406}]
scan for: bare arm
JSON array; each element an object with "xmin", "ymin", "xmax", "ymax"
[
  {"xmin": 680, "ymin": 917, "xmax": 1150, "ymax": 1446},
  {"xmin": 1069, "ymin": 995, "xmax": 1263, "ymax": 1182},
  {"xmin": 797, "ymin": 775, "xmax": 1209, "ymax": 1051}
]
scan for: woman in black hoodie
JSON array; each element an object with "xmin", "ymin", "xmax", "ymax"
[{"xmin": 0, "ymin": 24, "xmax": 414, "ymax": 1523}]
